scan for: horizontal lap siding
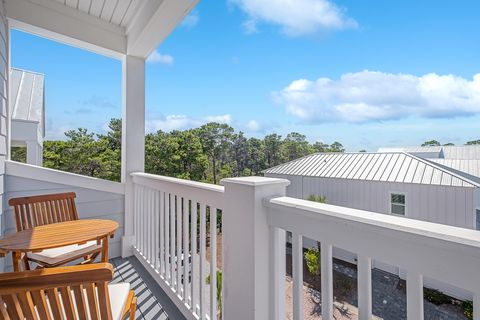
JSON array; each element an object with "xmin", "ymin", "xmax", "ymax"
[
  {"xmin": 2, "ymin": 175, "xmax": 125, "ymax": 269},
  {"xmin": 0, "ymin": 1, "xmax": 7, "ymax": 272}
]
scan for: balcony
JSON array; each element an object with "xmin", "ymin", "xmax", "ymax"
[{"xmin": 4, "ymin": 160, "xmax": 480, "ymax": 319}]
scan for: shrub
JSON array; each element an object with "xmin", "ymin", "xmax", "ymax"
[
  {"xmin": 307, "ymin": 194, "xmax": 327, "ymax": 203},
  {"xmin": 334, "ymin": 277, "xmax": 353, "ymax": 297},
  {"xmin": 304, "ymin": 248, "xmax": 320, "ymax": 276},
  {"xmin": 423, "ymin": 288, "xmax": 452, "ymax": 305},
  {"xmin": 462, "ymin": 301, "xmax": 473, "ymax": 320}
]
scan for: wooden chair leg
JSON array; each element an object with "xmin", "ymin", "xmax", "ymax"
[
  {"xmin": 130, "ymin": 296, "xmax": 137, "ymax": 319},
  {"xmin": 22, "ymin": 254, "xmax": 30, "ymax": 271},
  {"xmin": 122, "ymin": 290, "xmax": 137, "ymax": 320}
]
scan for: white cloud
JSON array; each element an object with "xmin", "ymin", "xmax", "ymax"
[
  {"xmin": 246, "ymin": 120, "xmax": 260, "ymax": 131},
  {"xmin": 273, "ymin": 71, "xmax": 480, "ymax": 123},
  {"xmin": 230, "ymin": 0, "xmax": 357, "ymax": 36},
  {"xmin": 146, "ymin": 114, "xmax": 232, "ymax": 133},
  {"xmin": 147, "ymin": 50, "xmax": 174, "ymax": 65},
  {"xmin": 181, "ymin": 11, "xmax": 199, "ymax": 28},
  {"xmin": 205, "ymin": 114, "xmax": 232, "ymax": 124}
]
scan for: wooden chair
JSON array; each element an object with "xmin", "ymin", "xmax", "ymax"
[
  {"xmin": 0, "ymin": 263, "xmax": 136, "ymax": 320},
  {"xmin": 8, "ymin": 192, "xmax": 102, "ymax": 270}
]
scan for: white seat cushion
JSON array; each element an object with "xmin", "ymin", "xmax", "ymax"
[
  {"xmin": 108, "ymin": 283, "xmax": 131, "ymax": 320},
  {"xmin": 27, "ymin": 240, "xmax": 102, "ymax": 265}
]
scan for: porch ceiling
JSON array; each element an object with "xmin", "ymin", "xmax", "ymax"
[{"xmin": 5, "ymin": 0, "xmax": 198, "ymax": 59}]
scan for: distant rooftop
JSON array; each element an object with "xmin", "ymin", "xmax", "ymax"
[
  {"xmin": 378, "ymin": 145, "xmax": 480, "ymax": 160},
  {"xmin": 9, "ymin": 68, "xmax": 45, "ymax": 136},
  {"xmin": 264, "ymin": 152, "xmax": 479, "ymax": 188}
]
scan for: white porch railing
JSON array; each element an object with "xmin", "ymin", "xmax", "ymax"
[
  {"xmin": 264, "ymin": 196, "xmax": 480, "ymax": 320},
  {"xmin": 131, "ymin": 172, "xmax": 224, "ymax": 320},
  {"xmin": 129, "ymin": 175, "xmax": 480, "ymax": 320}
]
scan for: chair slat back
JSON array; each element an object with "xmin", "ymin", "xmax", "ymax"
[
  {"xmin": 8, "ymin": 192, "xmax": 79, "ymax": 232},
  {"xmin": 0, "ymin": 263, "xmax": 114, "ymax": 320}
]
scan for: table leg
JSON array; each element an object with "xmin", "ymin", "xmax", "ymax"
[
  {"xmin": 12, "ymin": 252, "xmax": 21, "ymax": 272},
  {"xmin": 101, "ymin": 236, "xmax": 109, "ymax": 263}
]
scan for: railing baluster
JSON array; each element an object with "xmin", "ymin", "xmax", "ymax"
[
  {"xmin": 160, "ymin": 191, "xmax": 165, "ymax": 277},
  {"xmin": 191, "ymin": 201, "xmax": 198, "ymax": 315},
  {"xmin": 154, "ymin": 190, "xmax": 159, "ymax": 270},
  {"xmin": 210, "ymin": 207, "xmax": 218, "ymax": 320},
  {"xmin": 321, "ymin": 243, "xmax": 333, "ymax": 320},
  {"xmin": 200, "ymin": 203, "xmax": 207, "ymax": 319},
  {"xmin": 134, "ymin": 184, "xmax": 139, "ymax": 249},
  {"xmin": 271, "ymin": 227, "xmax": 286, "ymax": 320},
  {"xmin": 170, "ymin": 194, "xmax": 176, "ymax": 290},
  {"xmin": 147, "ymin": 188, "xmax": 152, "ymax": 264},
  {"xmin": 165, "ymin": 192, "xmax": 171, "ymax": 284},
  {"xmin": 176, "ymin": 196, "xmax": 183, "ymax": 296},
  {"xmin": 358, "ymin": 255, "xmax": 372, "ymax": 320},
  {"xmin": 474, "ymin": 292, "xmax": 480, "ymax": 320},
  {"xmin": 183, "ymin": 198, "xmax": 190, "ymax": 305},
  {"xmin": 140, "ymin": 186, "xmax": 145, "ymax": 254},
  {"xmin": 292, "ymin": 232, "xmax": 303, "ymax": 320},
  {"xmin": 407, "ymin": 272, "xmax": 424, "ymax": 320}
]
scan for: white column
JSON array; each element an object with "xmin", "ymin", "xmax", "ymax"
[
  {"xmin": 26, "ymin": 140, "xmax": 42, "ymax": 166},
  {"xmin": 358, "ymin": 255, "xmax": 372, "ymax": 320},
  {"xmin": 121, "ymin": 55, "xmax": 145, "ymax": 257},
  {"xmin": 407, "ymin": 272, "xmax": 424, "ymax": 320},
  {"xmin": 222, "ymin": 177, "xmax": 290, "ymax": 320}
]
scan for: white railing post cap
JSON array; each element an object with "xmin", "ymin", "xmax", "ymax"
[{"xmin": 221, "ymin": 176, "xmax": 290, "ymax": 187}]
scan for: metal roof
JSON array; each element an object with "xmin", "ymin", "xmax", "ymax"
[
  {"xmin": 263, "ymin": 152, "xmax": 479, "ymax": 188},
  {"xmin": 429, "ymin": 159, "xmax": 480, "ymax": 179},
  {"xmin": 378, "ymin": 146, "xmax": 480, "ymax": 160},
  {"xmin": 9, "ymin": 68, "xmax": 45, "ymax": 135}
]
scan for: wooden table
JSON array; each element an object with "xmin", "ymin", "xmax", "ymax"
[{"xmin": 0, "ymin": 219, "xmax": 118, "ymax": 271}]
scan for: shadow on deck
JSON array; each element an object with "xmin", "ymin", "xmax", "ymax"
[{"xmin": 110, "ymin": 257, "xmax": 187, "ymax": 320}]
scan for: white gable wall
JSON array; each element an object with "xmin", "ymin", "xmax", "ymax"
[{"xmin": 267, "ymin": 173, "xmax": 476, "ymax": 229}]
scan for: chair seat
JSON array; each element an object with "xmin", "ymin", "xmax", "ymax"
[
  {"xmin": 44, "ymin": 282, "xmax": 131, "ymax": 319},
  {"xmin": 109, "ymin": 283, "xmax": 131, "ymax": 320},
  {"xmin": 27, "ymin": 240, "xmax": 102, "ymax": 265}
]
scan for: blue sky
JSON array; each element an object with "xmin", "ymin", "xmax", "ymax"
[{"xmin": 11, "ymin": 0, "xmax": 480, "ymax": 151}]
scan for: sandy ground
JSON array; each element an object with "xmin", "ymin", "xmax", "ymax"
[{"xmin": 285, "ymin": 275, "xmax": 383, "ymax": 320}]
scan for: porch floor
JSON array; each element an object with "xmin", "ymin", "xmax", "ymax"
[{"xmin": 110, "ymin": 257, "xmax": 187, "ymax": 320}]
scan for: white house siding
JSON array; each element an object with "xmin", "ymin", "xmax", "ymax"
[
  {"xmin": 0, "ymin": 1, "xmax": 8, "ymax": 272},
  {"xmin": 267, "ymin": 173, "xmax": 476, "ymax": 230},
  {"xmin": 3, "ymin": 175, "xmax": 125, "ymax": 269}
]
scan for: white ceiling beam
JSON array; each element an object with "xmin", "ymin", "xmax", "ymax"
[
  {"xmin": 5, "ymin": 0, "xmax": 127, "ymax": 59},
  {"xmin": 126, "ymin": 0, "xmax": 198, "ymax": 58}
]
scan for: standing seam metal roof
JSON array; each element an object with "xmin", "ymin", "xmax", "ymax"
[
  {"xmin": 10, "ymin": 68, "xmax": 45, "ymax": 137},
  {"xmin": 263, "ymin": 152, "xmax": 480, "ymax": 188}
]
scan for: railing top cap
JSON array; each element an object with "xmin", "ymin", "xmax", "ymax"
[{"xmin": 221, "ymin": 176, "xmax": 291, "ymax": 187}]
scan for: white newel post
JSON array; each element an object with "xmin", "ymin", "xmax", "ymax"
[
  {"xmin": 121, "ymin": 55, "xmax": 145, "ymax": 257},
  {"xmin": 222, "ymin": 177, "xmax": 290, "ymax": 320},
  {"xmin": 26, "ymin": 140, "xmax": 43, "ymax": 166}
]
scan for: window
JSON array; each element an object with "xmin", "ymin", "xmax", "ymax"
[
  {"xmin": 476, "ymin": 209, "xmax": 480, "ymax": 231},
  {"xmin": 390, "ymin": 193, "xmax": 406, "ymax": 215}
]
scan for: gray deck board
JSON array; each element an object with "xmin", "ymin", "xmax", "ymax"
[{"xmin": 110, "ymin": 257, "xmax": 186, "ymax": 320}]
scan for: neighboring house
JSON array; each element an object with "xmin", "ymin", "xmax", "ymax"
[
  {"xmin": 264, "ymin": 151, "xmax": 480, "ymax": 299},
  {"xmin": 9, "ymin": 68, "xmax": 45, "ymax": 166}
]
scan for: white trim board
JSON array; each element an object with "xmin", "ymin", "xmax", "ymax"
[{"xmin": 5, "ymin": 160, "xmax": 125, "ymax": 194}]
